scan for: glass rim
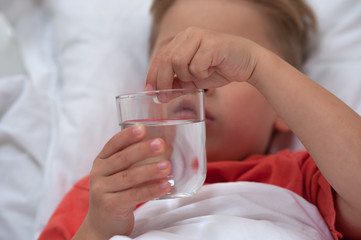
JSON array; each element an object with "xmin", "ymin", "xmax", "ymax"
[{"xmin": 116, "ymin": 88, "xmax": 204, "ymax": 100}]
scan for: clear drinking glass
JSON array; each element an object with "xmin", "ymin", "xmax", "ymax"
[{"xmin": 116, "ymin": 89, "xmax": 207, "ymax": 199}]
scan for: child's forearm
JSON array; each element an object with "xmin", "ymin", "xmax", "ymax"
[{"xmin": 249, "ymin": 48, "xmax": 361, "ymax": 238}]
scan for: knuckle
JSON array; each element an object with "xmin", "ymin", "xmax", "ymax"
[
  {"xmin": 158, "ymin": 54, "xmax": 172, "ymax": 68},
  {"xmin": 186, "ymin": 26, "xmax": 209, "ymax": 39},
  {"xmin": 172, "ymin": 53, "xmax": 185, "ymax": 67},
  {"xmin": 188, "ymin": 64, "xmax": 203, "ymax": 78},
  {"xmin": 198, "ymin": 71, "xmax": 210, "ymax": 79},
  {"xmin": 115, "ymin": 151, "xmax": 131, "ymax": 166},
  {"xmin": 90, "ymin": 179, "xmax": 104, "ymax": 196},
  {"xmin": 206, "ymin": 38, "xmax": 218, "ymax": 49},
  {"xmin": 121, "ymin": 152, "xmax": 131, "ymax": 165},
  {"xmin": 89, "ymin": 162, "xmax": 104, "ymax": 183},
  {"xmin": 185, "ymin": 26, "xmax": 200, "ymax": 35},
  {"xmin": 120, "ymin": 169, "xmax": 130, "ymax": 182}
]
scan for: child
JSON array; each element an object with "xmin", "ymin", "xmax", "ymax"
[{"xmin": 39, "ymin": 0, "xmax": 361, "ymax": 239}]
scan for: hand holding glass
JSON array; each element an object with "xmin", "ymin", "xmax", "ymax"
[{"xmin": 116, "ymin": 89, "xmax": 206, "ymax": 199}]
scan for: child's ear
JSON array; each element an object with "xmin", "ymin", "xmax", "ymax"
[{"xmin": 274, "ymin": 116, "xmax": 289, "ymax": 132}]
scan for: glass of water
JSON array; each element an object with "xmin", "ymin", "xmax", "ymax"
[{"xmin": 116, "ymin": 89, "xmax": 207, "ymax": 199}]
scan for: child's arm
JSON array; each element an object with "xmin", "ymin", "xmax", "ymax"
[
  {"xmin": 251, "ymin": 48, "xmax": 361, "ymax": 239},
  {"xmin": 73, "ymin": 125, "xmax": 172, "ymax": 240},
  {"xmin": 146, "ymin": 27, "xmax": 361, "ymax": 239}
]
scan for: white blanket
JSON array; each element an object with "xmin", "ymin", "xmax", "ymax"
[{"xmin": 110, "ymin": 182, "xmax": 333, "ymax": 240}]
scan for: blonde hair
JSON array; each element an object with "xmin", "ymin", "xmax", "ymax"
[{"xmin": 149, "ymin": 0, "xmax": 317, "ymax": 68}]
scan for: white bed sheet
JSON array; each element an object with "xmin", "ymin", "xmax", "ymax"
[
  {"xmin": 0, "ymin": 0, "xmax": 361, "ymax": 239},
  {"xmin": 112, "ymin": 182, "xmax": 333, "ymax": 240}
]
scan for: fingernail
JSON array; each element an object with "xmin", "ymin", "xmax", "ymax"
[
  {"xmin": 145, "ymin": 84, "xmax": 154, "ymax": 91},
  {"xmin": 160, "ymin": 181, "xmax": 170, "ymax": 189},
  {"xmin": 157, "ymin": 160, "xmax": 168, "ymax": 170},
  {"xmin": 150, "ymin": 139, "xmax": 162, "ymax": 150},
  {"xmin": 133, "ymin": 125, "xmax": 143, "ymax": 136}
]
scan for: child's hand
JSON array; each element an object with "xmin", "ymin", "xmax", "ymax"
[
  {"xmin": 146, "ymin": 27, "xmax": 260, "ymax": 90},
  {"xmin": 74, "ymin": 125, "xmax": 172, "ymax": 239}
]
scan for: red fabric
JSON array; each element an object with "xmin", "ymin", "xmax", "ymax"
[
  {"xmin": 38, "ymin": 178, "xmax": 90, "ymax": 240},
  {"xmin": 38, "ymin": 150, "xmax": 342, "ymax": 239}
]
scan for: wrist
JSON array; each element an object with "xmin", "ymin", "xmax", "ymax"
[
  {"xmin": 72, "ymin": 216, "xmax": 108, "ymax": 240},
  {"xmin": 247, "ymin": 45, "xmax": 273, "ymax": 87}
]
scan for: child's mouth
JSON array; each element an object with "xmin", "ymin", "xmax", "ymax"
[{"xmin": 173, "ymin": 100, "xmax": 197, "ymax": 119}]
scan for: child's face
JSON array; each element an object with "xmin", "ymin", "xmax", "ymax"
[{"xmin": 151, "ymin": 0, "xmax": 287, "ymax": 161}]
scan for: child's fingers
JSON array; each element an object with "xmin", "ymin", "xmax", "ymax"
[
  {"xmin": 189, "ymin": 41, "xmax": 219, "ymax": 80},
  {"xmin": 146, "ymin": 27, "xmax": 231, "ymax": 91},
  {"xmin": 98, "ymin": 125, "xmax": 146, "ymax": 159},
  {"xmin": 146, "ymin": 28, "xmax": 200, "ymax": 91},
  {"xmin": 117, "ymin": 178, "xmax": 172, "ymax": 207},
  {"xmin": 156, "ymin": 58, "xmax": 175, "ymax": 90},
  {"xmin": 99, "ymin": 160, "xmax": 172, "ymax": 193},
  {"xmin": 95, "ymin": 138, "xmax": 166, "ymax": 177},
  {"xmin": 145, "ymin": 55, "xmax": 159, "ymax": 91},
  {"xmin": 93, "ymin": 179, "xmax": 171, "ymax": 216},
  {"xmin": 146, "ymin": 45, "xmax": 176, "ymax": 91},
  {"xmin": 169, "ymin": 31, "xmax": 200, "ymax": 84}
]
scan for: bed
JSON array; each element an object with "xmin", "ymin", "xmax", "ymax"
[{"xmin": 0, "ymin": 0, "xmax": 361, "ymax": 239}]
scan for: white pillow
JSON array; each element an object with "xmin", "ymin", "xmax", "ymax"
[
  {"xmin": 273, "ymin": 0, "xmax": 361, "ymax": 152},
  {"xmin": 304, "ymin": 0, "xmax": 361, "ymax": 114},
  {"xmin": 34, "ymin": 0, "xmax": 153, "ymax": 237},
  {"xmin": 0, "ymin": 4, "xmax": 55, "ymax": 240}
]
